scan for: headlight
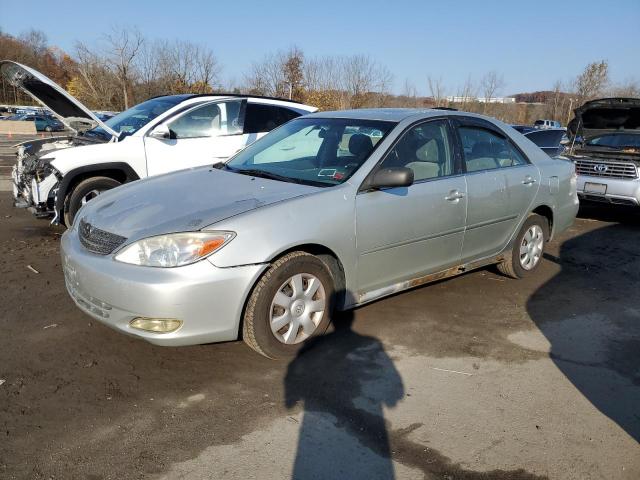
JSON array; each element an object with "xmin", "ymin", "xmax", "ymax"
[{"xmin": 114, "ymin": 231, "xmax": 235, "ymax": 267}]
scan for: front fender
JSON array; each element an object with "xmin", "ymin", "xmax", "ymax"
[{"xmin": 53, "ymin": 163, "xmax": 141, "ymax": 225}]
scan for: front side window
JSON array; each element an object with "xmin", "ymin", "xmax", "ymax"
[
  {"xmin": 168, "ymin": 100, "xmax": 243, "ymax": 139},
  {"xmin": 225, "ymin": 117, "xmax": 395, "ymax": 186},
  {"xmin": 378, "ymin": 120, "xmax": 453, "ymax": 181},
  {"xmin": 459, "ymin": 126, "xmax": 527, "ymax": 172}
]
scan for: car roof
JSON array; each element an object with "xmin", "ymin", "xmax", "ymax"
[
  {"xmin": 304, "ymin": 108, "xmax": 502, "ymax": 124},
  {"xmin": 150, "ymin": 93, "xmax": 316, "ymax": 111}
]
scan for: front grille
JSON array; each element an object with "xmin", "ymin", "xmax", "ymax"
[
  {"xmin": 575, "ymin": 158, "xmax": 638, "ymax": 179},
  {"xmin": 78, "ymin": 219, "xmax": 126, "ymax": 255}
]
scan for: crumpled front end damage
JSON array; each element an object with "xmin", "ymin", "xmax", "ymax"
[{"xmin": 12, "ymin": 136, "xmax": 101, "ymax": 219}]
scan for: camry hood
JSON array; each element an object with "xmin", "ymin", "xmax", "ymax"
[
  {"xmin": 79, "ymin": 166, "xmax": 322, "ymax": 241},
  {"xmin": 0, "ymin": 60, "xmax": 118, "ymax": 137},
  {"xmin": 568, "ymin": 97, "xmax": 640, "ymax": 139}
]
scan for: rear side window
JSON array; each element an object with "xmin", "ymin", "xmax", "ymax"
[
  {"xmin": 459, "ymin": 126, "xmax": 528, "ymax": 172},
  {"xmin": 243, "ymin": 104, "xmax": 300, "ymax": 134}
]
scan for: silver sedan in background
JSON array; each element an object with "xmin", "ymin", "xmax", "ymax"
[{"xmin": 60, "ymin": 109, "xmax": 578, "ymax": 358}]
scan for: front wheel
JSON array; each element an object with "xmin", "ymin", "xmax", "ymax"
[
  {"xmin": 498, "ymin": 214, "xmax": 549, "ymax": 278},
  {"xmin": 64, "ymin": 176, "xmax": 121, "ymax": 226},
  {"xmin": 242, "ymin": 251, "xmax": 335, "ymax": 358}
]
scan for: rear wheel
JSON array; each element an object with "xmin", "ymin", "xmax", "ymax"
[
  {"xmin": 242, "ymin": 251, "xmax": 335, "ymax": 358},
  {"xmin": 64, "ymin": 176, "xmax": 121, "ymax": 226},
  {"xmin": 45, "ymin": 126, "xmax": 52, "ymax": 132},
  {"xmin": 498, "ymin": 214, "xmax": 548, "ymax": 278}
]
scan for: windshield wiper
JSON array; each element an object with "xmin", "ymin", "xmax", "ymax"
[{"xmin": 229, "ymin": 167, "xmax": 299, "ymax": 183}]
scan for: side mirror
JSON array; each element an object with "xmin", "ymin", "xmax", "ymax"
[
  {"xmin": 368, "ymin": 167, "xmax": 414, "ymax": 190},
  {"xmin": 149, "ymin": 123, "xmax": 171, "ymax": 139}
]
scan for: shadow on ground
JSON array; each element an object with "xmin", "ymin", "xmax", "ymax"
[
  {"xmin": 528, "ymin": 204, "xmax": 640, "ymax": 442},
  {"xmin": 284, "ymin": 309, "xmax": 548, "ymax": 480}
]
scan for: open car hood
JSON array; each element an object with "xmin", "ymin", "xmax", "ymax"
[
  {"xmin": 0, "ymin": 60, "xmax": 118, "ymax": 137},
  {"xmin": 568, "ymin": 97, "xmax": 640, "ymax": 139}
]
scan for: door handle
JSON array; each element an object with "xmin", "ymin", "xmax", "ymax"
[
  {"xmin": 522, "ymin": 176, "xmax": 537, "ymax": 185},
  {"xmin": 445, "ymin": 190, "xmax": 465, "ymax": 202}
]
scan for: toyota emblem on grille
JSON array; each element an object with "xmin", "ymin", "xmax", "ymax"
[
  {"xmin": 81, "ymin": 220, "xmax": 92, "ymax": 237},
  {"xmin": 594, "ymin": 164, "xmax": 608, "ymax": 172}
]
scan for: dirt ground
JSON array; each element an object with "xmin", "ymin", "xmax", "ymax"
[{"xmin": 0, "ymin": 140, "xmax": 639, "ymax": 479}]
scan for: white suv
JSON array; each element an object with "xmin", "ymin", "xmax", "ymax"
[
  {"xmin": 1, "ymin": 61, "xmax": 317, "ymax": 225},
  {"xmin": 534, "ymin": 119, "xmax": 562, "ymax": 130}
]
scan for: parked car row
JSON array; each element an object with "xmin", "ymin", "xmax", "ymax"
[
  {"xmin": 0, "ymin": 59, "xmax": 619, "ymax": 358},
  {"xmin": 0, "ymin": 112, "xmax": 65, "ymax": 131}
]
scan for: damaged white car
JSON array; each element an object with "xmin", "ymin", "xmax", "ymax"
[{"xmin": 0, "ymin": 60, "xmax": 317, "ymax": 225}]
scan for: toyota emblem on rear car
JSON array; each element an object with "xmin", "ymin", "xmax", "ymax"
[{"xmin": 594, "ymin": 164, "xmax": 608, "ymax": 172}]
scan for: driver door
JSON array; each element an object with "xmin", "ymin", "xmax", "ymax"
[
  {"xmin": 355, "ymin": 119, "xmax": 467, "ymax": 294},
  {"xmin": 144, "ymin": 99, "xmax": 246, "ymax": 176}
]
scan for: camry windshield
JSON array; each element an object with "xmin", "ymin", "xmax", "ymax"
[
  {"xmin": 585, "ymin": 133, "xmax": 640, "ymax": 149},
  {"xmin": 224, "ymin": 117, "xmax": 395, "ymax": 186},
  {"xmin": 84, "ymin": 96, "xmax": 186, "ymax": 140}
]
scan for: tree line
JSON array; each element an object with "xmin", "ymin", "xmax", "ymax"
[{"xmin": 1, "ymin": 27, "xmax": 638, "ymax": 125}]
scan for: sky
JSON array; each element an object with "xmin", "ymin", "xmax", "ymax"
[{"xmin": 1, "ymin": 0, "xmax": 638, "ymax": 96}]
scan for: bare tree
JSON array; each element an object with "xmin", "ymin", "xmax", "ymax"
[
  {"xmin": 341, "ymin": 54, "xmax": 393, "ymax": 108},
  {"xmin": 136, "ymin": 39, "xmax": 169, "ymax": 98},
  {"xmin": 457, "ymin": 75, "xmax": 477, "ymax": 110},
  {"xmin": 546, "ymin": 80, "xmax": 565, "ymax": 121},
  {"xmin": 401, "ymin": 78, "xmax": 419, "ymax": 107},
  {"xmin": 163, "ymin": 40, "xmax": 220, "ymax": 94},
  {"xmin": 303, "ymin": 55, "xmax": 343, "ymax": 110},
  {"xmin": 245, "ymin": 51, "xmax": 286, "ymax": 96},
  {"xmin": 103, "ymin": 26, "xmax": 144, "ymax": 109},
  {"xmin": 574, "ymin": 60, "xmax": 609, "ymax": 104},
  {"xmin": 480, "ymin": 71, "xmax": 505, "ymax": 109},
  {"xmin": 427, "ymin": 76, "xmax": 445, "ymax": 107},
  {"xmin": 609, "ymin": 78, "xmax": 640, "ymax": 98},
  {"xmin": 18, "ymin": 29, "xmax": 48, "ymax": 56},
  {"xmin": 73, "ymin": 41, "xmax": 120, "ymax": 109},
  {"xmin": 245, "ymin": 47, "xmax": 305, "ymax": 100}
]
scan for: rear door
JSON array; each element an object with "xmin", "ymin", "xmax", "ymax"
[
  {"xmin": 454, "ymin": 118, "xmax": 539, "ymax": 262},
  {"xmin": 355, "ymin": 119, "xmax": 467, "ymax": 294},
  {"xmin": 145, "ymin": 99, "xmax": 246, "ymax": 176}
]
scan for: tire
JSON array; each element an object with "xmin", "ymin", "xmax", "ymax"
[
  {"xmin": 64, "ymin": 176, "xmax": 121, "ymax": 226},
  {"xmin": 242, "ymin": 251, "xmax": 335, "ymax": 359},
  {"xmin": 498, "ymin": 214, "xmax": 549, "ymax": 279},
  {"xmin": 45, "ymin": 126, "xmax": 52, "ymax": 132}
]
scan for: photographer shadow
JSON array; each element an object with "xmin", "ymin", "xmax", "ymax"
[
  {"xmin": 527, "ymin": 205, "xmax": 640, "ymax": 442},
  {"xmin": 284, "ymin": 308, "xmax": 404, "ymax": 480}
]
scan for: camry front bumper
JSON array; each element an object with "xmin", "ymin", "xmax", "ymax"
[{"xmin": 60, "ymin": 229, "xmax": 268, "ymax": 346}]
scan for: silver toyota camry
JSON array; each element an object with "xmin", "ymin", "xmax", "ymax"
[{"xmin": 60, "ymin": 109, "xmax": 579, "ymax": 358}]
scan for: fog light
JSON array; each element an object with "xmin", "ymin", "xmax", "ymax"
[{"xmin": 129, "ymin": 317, "xmax": 182, "ymax": 333}]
